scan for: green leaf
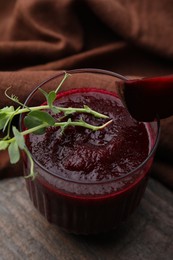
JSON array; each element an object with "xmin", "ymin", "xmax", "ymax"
[
  {"xmin": 48, "ymin": 91, "xmax": 56, "ymax": 107},
  {"xmin": 2, "ymin": 107, "xmax": 21, "ymax": 133},
  {"xmin": 0, "ymin": 107, "xmax": 14, "ymax": 130},
  {"xmin": 0, "ymin": 116, "xmax": 8, "ymax": 130},
  {"xmin": 24, "ymin": 114, "xmax": 46, "ymax": 135},
  {"xmin": 39, "ymin": 88, "xmax": 56, "ymax": 108},
  {"xmin": 8, "ymin": 141, "xmax": 20, "ymax": 164},
  {"xmin": 12, "ymin": 126, "xmax": 25, "ymax": 149},
  {"xmin": 39, "ymin": 88, "xmax": 49, "ymax": 100},
  {"xmin": 0, "ymin": 106, "xmax": 14, "ymax": 113},
  {"xmin": 1, "ymin": 117, "xmax": 12, "ymax": 132},
  {"xmin": 0, "ymin": 140, "xmax": 9, "ymax": 150},
  {"xmin": 24, "ymin": 110, "xmax": 55, "ymax": 135},
  {"xmin": 28, "ymin": 111, "xmax": 55, "ymax": 126},
  {"xmin": 51, "ymin": 106, "xmax": 60, "ymax": 114},
  {"xmin": 0, "ymin": 113, "xmax": 8, "ymax": 120}
]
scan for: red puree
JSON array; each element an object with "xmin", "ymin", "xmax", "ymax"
[{"xmin": 25, "ymin": 88, "xmax": 152, "ymax": 234}]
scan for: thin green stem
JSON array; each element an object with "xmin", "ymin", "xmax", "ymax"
[
  {"xmin": 21, "ymin": 123, "xmax": 48, "ymax": 136},
  {"xmin": 55, "ymin": 72, "xmax": 70, "ymax": 93},
  {"xmin": 4, "ymin": 119, "xmax": 112, "ymax": 146},
  {"xmin": 24, "ymin": 147, "xmax": 35, "ymax": 179},
  {"xmin": 15, "ymin": 105, "xmax": 49, "ymax": 115},
  {"xmin": 21, "ymin": 119, "xmax": 112, "ymax": 136},
  {"xmin": 5, "ymin": 123, "xmax": 48, "ymax": 144},
  {"xmin": 53, "ymin": 119, "xmax": 113, "ymax": 130},
  {"xmin": 15, "ymin": 105, "xmax": 109, "ymax": 119}
]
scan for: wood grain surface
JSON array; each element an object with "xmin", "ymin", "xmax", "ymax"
[{"xmin": 0, "ymin": 177, "xmax": 173, "ymax": 260}]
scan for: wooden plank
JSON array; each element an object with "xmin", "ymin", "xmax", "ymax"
[{"xmin": 0, "ymin": 177, "xmax": 173, "ymax": 260}]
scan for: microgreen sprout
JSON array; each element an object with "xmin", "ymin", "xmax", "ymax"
[{"xmin": 0, "ymin": 72, "xmax": 112, "ymax": 179}]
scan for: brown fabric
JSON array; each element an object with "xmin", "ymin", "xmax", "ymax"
[{"xmin": 0, "ymin": 0, "xmax": 173, "ymax": 189}]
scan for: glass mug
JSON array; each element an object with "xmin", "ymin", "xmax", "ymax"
[{"xmin": 20, "ymin": 69, "xmax": 160, "ymax": 234}]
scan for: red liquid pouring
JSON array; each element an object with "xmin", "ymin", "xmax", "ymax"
[
  {"xmin": 118, "ymin": 75, "xmax": 173, "ymax": 121},
  {"xmin": 24, "ymin": 88, "xmax": 158, "ymax": 234}
]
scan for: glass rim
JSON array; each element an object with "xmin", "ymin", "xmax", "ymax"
[{"xmin": 19, "ymin": 68, "xmax": 160, "ymax": 184}]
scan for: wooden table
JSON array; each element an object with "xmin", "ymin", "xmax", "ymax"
[{"xmin": 0, "ymin": 177, "xmax": 173, "ymax": 260}]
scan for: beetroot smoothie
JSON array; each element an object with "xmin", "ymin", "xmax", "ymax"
[{"xmin": 21, "ymin": 69, "xmax": 159, "ymax": 234}]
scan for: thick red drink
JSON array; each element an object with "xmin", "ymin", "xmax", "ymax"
[{"xmin": 21, "ymin": 69, "xmax": 159, "ymax": 234}]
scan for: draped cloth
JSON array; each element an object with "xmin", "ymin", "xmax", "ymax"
[{"xmin": 0, "ymin": 0, "xmax": 173, "ymax": 188}]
